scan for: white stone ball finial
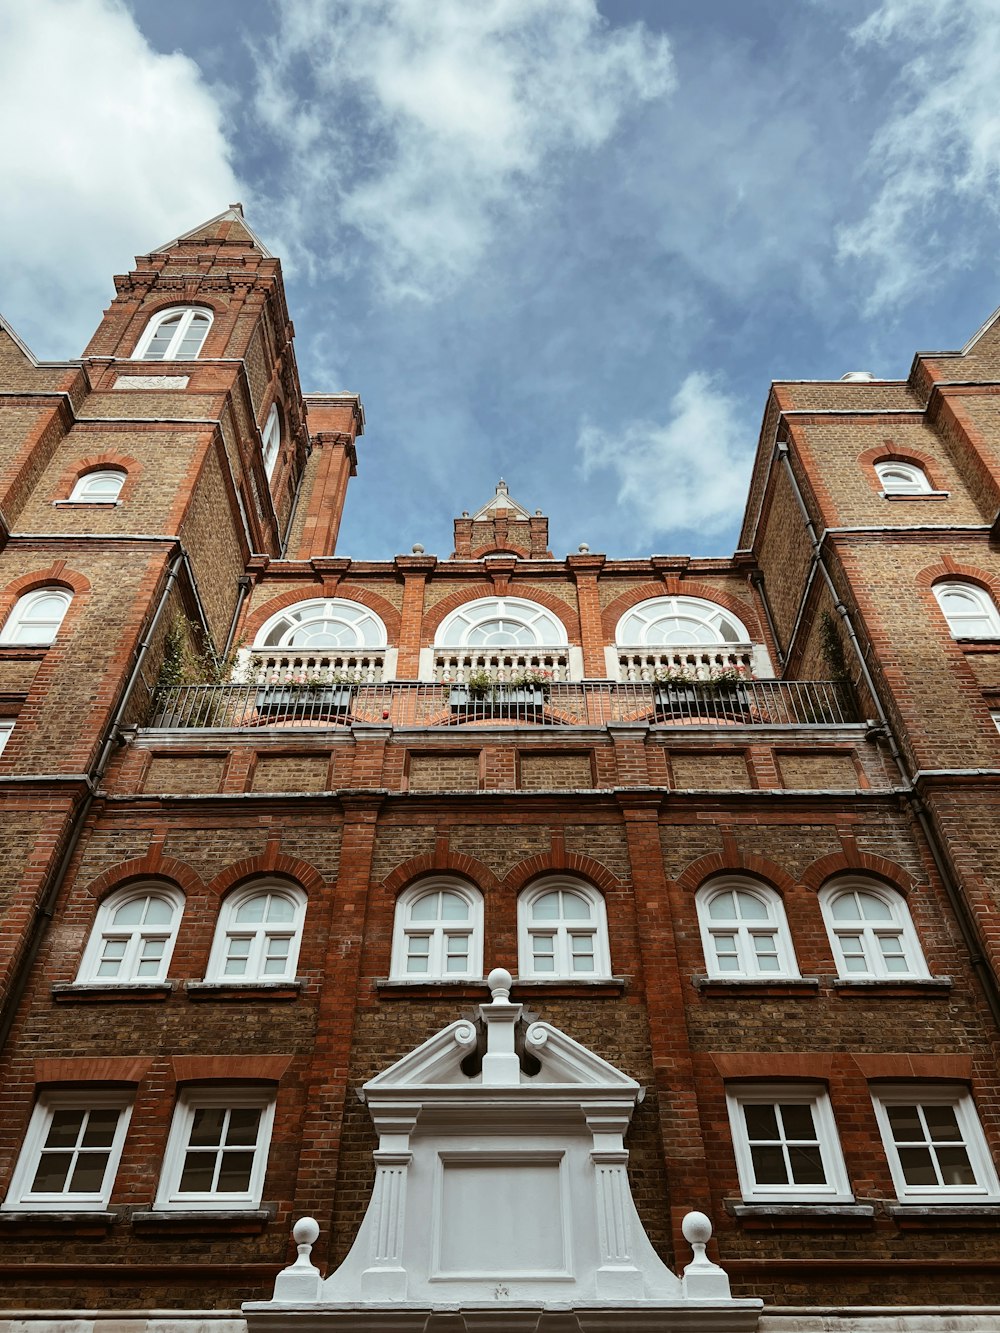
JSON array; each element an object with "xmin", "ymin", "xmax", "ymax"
[
  {"xmin": 578, "ymin": 542, "xmax": 590, "ymax": 553},
  {"xmin": 293, "ymin": 1215, "xmax": 320, "ymax": 1254},
  {"xmin": 681, "ymin": 1210, "xmax": 712, "ymax": 1255},
  {"xmin": 411, "ymin": 543, "xmax": 425, "ymax": 554},
  {"xmin": 487, "ymin": 966, "xmax": 513, "ymax": 1003}
]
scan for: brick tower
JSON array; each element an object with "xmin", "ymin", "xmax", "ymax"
[{"xmin": 1, "ymin": 215, "xmax": 1000, "ymax": 1333}]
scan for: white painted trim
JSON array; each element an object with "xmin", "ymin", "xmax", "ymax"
[
  {"xmin": 76, "ymin": 883, "xmax": 185, "ymax": 985},
  {"xmin": 871, "ymin": 1084, "xmax": 1000, "ymax": 1203},
  {"xmin": 696, "ymin": 878, "xmax": 800, "ymax": 980},
  {"xmin": 819, "ymin": 879, "xmax": 929, "ymax": 981},
  {"xmin": 726, "ymin": 1084, "xmax": 853, "ymax": 1203},
  {"xmin": 2, "ymin": 1090, "xmax": 133, "ymax": 1211},
  {"xmin": 154, "ymin": 1086, "xmax": 276, "ymax": 1210},
  {"xmin": 205, "ymin": 883, "xmax": 307, "ymax": 983}
]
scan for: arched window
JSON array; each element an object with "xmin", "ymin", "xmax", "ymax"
[
  {"xmin": 254, "ymin": 599, "xmax": 387, "ymax": 651},
  {"xmin": 205, "ymin": 883, "xmax": 307, "ymax": 983},
  {"xmin": 0, "ymin": 587, "xmax": 72, "ymax": 646},
  {"xmin": 819, "ymin": 879, "xmax": 928, "ymax": 980},
  {"xmin": 517, "ymin": 878, "xmax": 611, "ymax": 979},
  {"xmin": 696, "ymin": 878, "xmax": 799, "ymax": 979},
  {"xmin": 390, "ymin": 880, "xmax": 484, "ymax": 980},
  {"xmin": 68, "ymin": 470, "xmax": 125, "ymax": 503},
  {"xmin": 261, "ymin": 404, "xmax": 281, "ymax": 480},
  {"xmin": 875, "ymin": 461, "xmax": 932, "ymax": 495},
  {"xmin": 616, "ymin": 596, "xmax": 750, "ymax": 646},
  {"xmin": 436, "ymin": 597, "xmax": 567, "ymax": 648},
  {"xmin": 933, "ymin": 581, "xmax": 1000, "ymax": 639},
  {"xmin": 76, "ymin": 884, "xmax": 184, "ymax": 985},
  {"xmin": 133, "ymin": 306, "xmax": 213, "ymax": 361}
]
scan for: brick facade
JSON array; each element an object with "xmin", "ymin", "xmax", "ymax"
[{"xmin": 1, "ymin": 210, "xmax": 1000, "ymax": 1329}]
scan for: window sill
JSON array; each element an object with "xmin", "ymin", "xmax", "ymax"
[
  {"xmin": 132, "ymin": 1206, "xmax": 274, "ymax": 1235},
  {"xmin": 185, "ymin": 980, "xmax": 302, "ymax": 1001},
  {"xmin": 693, "ymin": 976, "xmax": 819, "ymax": 997},
  {"xmin": 0, "ymin": 1209, "xmax": 118, "ymax": 1234},
  {"xmin": 52, "ymin": 500, "xmax": 121, "ymax": 508},
  {"xmin": 957, "ymin": 640, "xmax": 1000, "ymax": 652},
  {"xmin": 889, "ymin": 1203, "xmax": 1000, "ymax": 1229},
  {"xmin": 833, "ymin": 975, "xmax": 952, "ymax": 996},
  {"xmin": 52, "ymin": 981, "xmax": 173, "ymax": 1002},
  {"xmin": 375, "ymin": 977, "xmax": 626, "ymax": 998},
  {"xmin": 880, "ymin": 491, "xmax": 950, "ymax": 500},
  {"xmin": 725, "ymin": 1201, "xmax": 874, "ymax": 1229}
]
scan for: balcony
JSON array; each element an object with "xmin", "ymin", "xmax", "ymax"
[{"xmin": 147, "ymin": 679, "xmax": 856, "ymax": 730}]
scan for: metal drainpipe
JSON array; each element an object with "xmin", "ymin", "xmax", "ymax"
[
  {"xmin": 0, "ymin": 552, "xmax": 186, "ymax": 1052},
  {"xmin": 223, "ymin": 575, "xmax": 253, "ymax": 660},
  {"xmin": 279, "ymin": 440, "xmax": 312, "ymax": 559},
  {"xmin": 774, "ymin": 442, "xmax": 1000, "ymax": 1030},
  {"xmin": 749, "ymin": 570, "xmax": 785, "ymax": 669}
]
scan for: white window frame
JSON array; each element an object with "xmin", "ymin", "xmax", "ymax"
[
  {"xmin": 517, "ymin": 877, "xmax": 611, "ymax": 980},
  {"xmin": 254, "ymin": 598, "xmax": 388, "ymax": 651},
  {"xmin": 133, "ymin": 305, "xmax": 213, "ymax": 361},
  {"xmin": 435, "ymin": 596, "xmax": 568, "ymax": 649},
  {"xmin": 390, "ymin": 879, "xmax": 484, "ymax": 981},
  {"xmin": 615, "ymin": 595, "xmax": 750, "ymax": 647},
  {"xmin": 696, "ymin": 877, "xmax": 799, "ymax": 980},
  {"xmin": 68, "ymin": 470, "xmax": 126, "ymax": 503},
  {"xmin": 0, "ymin": 719, "xmax": 13, "ymax": 756},
  {"xmin": 933, "ymin": 581, "xmax": 1000, "ymax": 640},
  {"xmin": 819, "ymin": 879, "xmax": 928, "ymax": 981},
  {"xmin": 2, "ymin": 1090, "xmax": 133, "ymax": 1211},
  {"xmin": 726, "ymin": 1083, "xmax": 853, "ymax": 1202},
  {"xmin": 875, "ymin": 461, "xmax": 932, "ymax": 495},
  {"xmin": 0, "ymin": 587, "xmax": 72, "ymax": 646},
  {"xmin": 205, "ymin": 882, "xmax": 307, "ymax": 984},
  {"xmin": 262, "ymin": 403, "xmax": 281, "ymax": 480},
  {"xmin": 872, "ymin": 1085, "xmax": 1000, "ymax": 1203},
  {"xmin": 154, "ymin": 1086, "xmax": 276, "ymax": 1211},
  {"xmin": 76, "ymin": 884, "xmax": 184, "ymax": 986}
]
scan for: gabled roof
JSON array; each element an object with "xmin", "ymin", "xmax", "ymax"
[
  {"xmin": 471, "ymin": 478, "xmax": 534, "ymax": 522},
  {"xmin": 152, "ymin": 204, "xmax": 273, "ymax": 257}
]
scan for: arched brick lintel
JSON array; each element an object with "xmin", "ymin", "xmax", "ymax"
[
  {"xmin": 206, "ymin": 852, "xmax": 327, "ymax": 902},
  {"xmin": 421, "ymin": 582, "xmax": 579, "ymax": 642},
  {"xmin": 800, "ymin": 850, "xmax": 916, "ymax": 896},
  {"xmin": 600, "ymin": 579, "xmax": 762, "ymax": 644},
  {"xmin": 242, "ymin": 583, "xmax": 401, "ymax": 644},
  {"xmin": 380, "ymin": 853, "xmax": 500, "ymax": 900},
  {"xmin": 81, "ymin": 855, "xmax": 205, "ymax": 904},
  {"xmin": 672, "ymin": 852, "xmax": 799, "ymax": 898},
  {"xmin": 499, "ymin": 852, "xmax": 623, "ymax": 897}
]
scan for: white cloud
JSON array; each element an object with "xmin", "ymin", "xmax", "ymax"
[
  {"xmin": 577, "ymin": 372, "xmax": 751, "ymax": 543},
  {"xmin": 0, "ymin": 0, "xmax": 242, "ymax": 357},
  {"xmin": 251, "ymin": 0, "xmax": 673, "ymax": 300},
  {"xmin": 837, "ymin": 0, "xmax": 1000, "ymax": 312}
]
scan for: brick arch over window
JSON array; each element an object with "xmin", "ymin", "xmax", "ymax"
[
  {"xmin": 422, "ymin": 583, "xmax": 579, "ymax": 643},
  {"xmin": 600, "ymin": 580, "xmax": 763, "ymax": 644},
  {"xmin": 242, "ymin": 585, "xmax": 401, "ymax": 645},
  {"xmin": 55, "ymin": 453, "xmax": 141, "ymax": 503},
  {"xmin": 81, "ymin": 857, "xmax": 204, "ymax": 904},
  {"xmin": 499, "ymin": 853, "xmax": 623, "ymax": 898},
  {"xmin": 380, "ymin": 854, "xmax": 500, "ymax": 900},
  {"xmin": 128, "ymin": 297, "xmax": 227, "ymax": 359},
  {"xmin": 916, "ymin": 559, "xmax": 1000, "ymax": 600},
  {"xmin": 672, "ymin": 852, "xmax": 798, "ymax": 899},
  {"xmin": 205, "ymin": 853, "xmax": 327, "ymax": 903},
  {"xmin": 857, "ymin": 443, "xmax": 946, "ymax": 494},
  {"xmin": 800, "ymin": 850, "xmax": 916, "ymax": 896},
  {"xmin": 0, "ymin": 566, "xmax": 92, "ymax": 643}
]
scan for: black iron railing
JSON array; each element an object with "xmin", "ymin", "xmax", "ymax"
[{"xmin": 148, "ymin": 680, "xmax": 857, "ymax": 730}]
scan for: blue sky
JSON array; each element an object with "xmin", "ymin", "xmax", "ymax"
[{"xmin": 2, "ymin": 0, "xmax": 1000, "ymax": 561}]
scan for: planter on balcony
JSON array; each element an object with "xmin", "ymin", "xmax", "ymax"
[
  {"xmin": 255, "ymin": 685, "xmax": 355, "ymax": 717},
  {"xmin": 449, "ymin": 684, "xmax": 548, "ymax": 713},
  {"xmin": 654, "ymin": 682, "xmax": 749, "ymax": 720}
]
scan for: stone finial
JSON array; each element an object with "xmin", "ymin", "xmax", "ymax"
[
  {"xmin": 411, "ymin": 543, "xmax": 425, "ymax": 554},
  {"xmin": 680, "ymin": 1210, "xmax": 731, "ymax": 1299},
  {"xmin": 487, "ymin": 966, "xmax": 512, "ymax": 1003},
  {"xmin": 272, "ymin": 1216, "xmax": 323, "ymax": 1300},
  {"xmin": 578, "ymin": 542, "xmax": 590, "ymax": 553}
]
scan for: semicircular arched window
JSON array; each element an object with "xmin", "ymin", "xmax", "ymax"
[
  {"xmin": 933, "ymin": 581, "xmax": 1000, "ymax": 640},
  {"xmin": 696, "ymin": 877, "xmax": 798, "ymax": 979},
  {"xmin": 517, "ymin": 878, "xmax": 611, "ymax": 979},
  {"xmin": 435, "ymin": 596, "xmax": 567, "ymax": 648},
  {"xmin": 819, "ymin": 879, "xmax": 928, "ymax": 980},
  {"xmin": 133, "ymin": 306, "xmax": 213, "ymax": 361},
  {"xmin": 875, "ymin": 460, "xmax": 932, "ymax": 495},
  {"xmin": 262, "ymin": 403, "xmax": 282, "ymax": 481},
  {"xmin": 0, "ymin": 587, "xmax": 72, "ymax": 646},
  {"xmin": 69, "ymin": 469, "xmax": 126, "ymax": 503},
  {"xmin": 205, "ymin": 882, "xmax": 307, "ymax": 983},
  {"xmin": 76, "ymin": 884, "xmax": 185, "ymax": 985},
  {"xmin": 616, "ymin": 596, "xmax": 750, "ymax": 646},
  {"xmin": 254, "ymin": 599, "xmax": 388, "ymax": 651},
  {"xmin": 390, "ymin": 879, "xmax": 484, "ymax": 980}
]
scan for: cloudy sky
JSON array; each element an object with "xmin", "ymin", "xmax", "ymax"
[{"xmin": 2, "ymin": 0, "xmax": 1000, "ymax": 561}]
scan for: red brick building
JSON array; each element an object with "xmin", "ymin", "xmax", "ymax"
[{"xmin": 1, "ymin": 209, "xmax": 999, "ymax": 1332}]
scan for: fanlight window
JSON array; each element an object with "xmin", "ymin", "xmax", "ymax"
[
  {"xmin": 436, "ymin": 597, "xmax": 567, "ymax": 648},
  {"xmin": 77, "ymin": 885, "xmax": 184, "ymax": 985},
  {"xmin": 69, "ymin": 470, "xmax": 125, "ymax": 503},
  {"xmin": 875, "ymin": 461, "xmax": 932, "ymax": 495},
  {"xmin": 0, "ymin": 587, "xmax": 72, "ymax": 646},
  {"xmin": 517, "ymin": 879, "xmax": 611, "ymax": 979},
  {"xmin": 262, "ymin": 404, "xmax": 281, "ymax": 480},
  {"xmin": 819, "ymin": 880, "xmax": 928, "ymax": 980},
  {"xmin": 133, "ymin": 306, "xmax": 213, "ymax": 361},
  {"xmin": 206, "ymin": 883, "xmax": 307, "ymax": 983},
  {"xmin": 255, "ymin": 599, "xmax": 387, "ymax": 650},
  {"xmin": 933, "ymin": 581, "xmax": 1000, "ymax": 640},
  {"xmin": 616, "ymin": 596, "xmax": 749, "ymax": 646},
  {"xmin": 390, "ymin": 881, "xmax": 484, "ymax": 980},
  {"xmin": 696, "ymin": 878, "xmax": 799, "ymax": 979}
]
